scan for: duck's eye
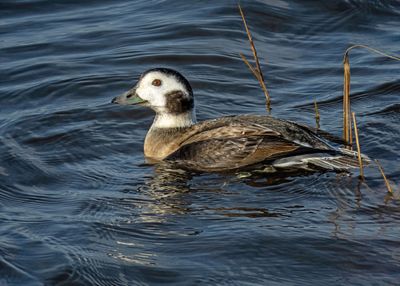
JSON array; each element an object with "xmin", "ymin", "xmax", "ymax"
[{"xmin": 152, "ymin": 79, "xmax": 162, "ymax": 87}]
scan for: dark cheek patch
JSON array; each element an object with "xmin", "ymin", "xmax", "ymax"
[{"xmin": 165, "ymin": 91, "xmax": 194, "ymax": 114}]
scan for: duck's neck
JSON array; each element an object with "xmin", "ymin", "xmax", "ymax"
[
  {"xmin": 150, "ymin": 110, "xmax": 197, "ymax": 129},
  {"xmin": 144, "ymin": 110, "xmax": 196, "ymax": 160}
]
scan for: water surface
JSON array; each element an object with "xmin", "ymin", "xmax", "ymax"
[{"xmin": 1, "ymin": 1, "xmax": 400, "ymax": 285}]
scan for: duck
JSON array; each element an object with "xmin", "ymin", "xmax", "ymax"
[{"xmin": 111, "ymin": 68, "xmax": 366, "ymax": 173}]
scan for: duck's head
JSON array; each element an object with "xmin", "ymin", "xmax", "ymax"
[{"xmin": 112, "ymin": 68, "xmax": 196, "ymax": 128}]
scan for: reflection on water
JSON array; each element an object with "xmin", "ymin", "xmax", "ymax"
[{"xmin": 1, "ymin": 0, "xmax": 400, "ymax": 285}]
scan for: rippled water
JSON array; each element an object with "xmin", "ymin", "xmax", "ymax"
[{"xmin": 1, "ymin": 1, "xmax": 400, "ymax": 285}]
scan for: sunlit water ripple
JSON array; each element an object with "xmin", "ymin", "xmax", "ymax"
[{"xmin": 1, "ymin": 0, "xmax": 400, "ymax": 285}]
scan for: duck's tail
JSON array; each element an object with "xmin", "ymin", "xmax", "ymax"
[{"xmin": 272, "ymin": 148, "xmax": 370, "ymax": 172}]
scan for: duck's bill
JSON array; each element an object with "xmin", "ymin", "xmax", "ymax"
[{"xmin": 111, "ymin": 89, "xmax": 147, "ymax": 105}]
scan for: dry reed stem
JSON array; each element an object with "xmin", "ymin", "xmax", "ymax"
[
  {"xmin": 375, "ymin": 160, "xmax": 393, "ymax": 194},
  {"xmin": 351, "ymin": 112, "xmax": 364, "ymax": 178},
  {"xmin": 314, "ymin": 99, "xmax": 320, "ymax": 129},
  {"xmin": 240, "ymin": 53, "xmax": 261, "ymax": 82},
  {"xmin": 238, "ymin": 4, "xmax": 263, "ymax": 81},
  {"xmin": 240, "ymin": 53, "xmax": 270, "ymax": 107},
  {"xmin": 238, "ymin": 4, "xmax": 271, "ymax": 110},
  {"xmin": 342, "ymin": 45, "xmax": 400, "ymax": 146},
  {"xmin": 345, "ymin": 45, "xmax": 400, "ymax": 61},
  {"xmin": 343, "ymin": 54, "xmax": 351, "ymax": 145}
]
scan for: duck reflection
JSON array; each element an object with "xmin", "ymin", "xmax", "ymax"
[{"xmin": 140, "ymin": 160, "xmax": 322, "ymax": 219}]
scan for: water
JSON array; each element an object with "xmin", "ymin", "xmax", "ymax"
[{"xmin": 1, "ymin": 0, "xmax": 400, "ymax": 285}]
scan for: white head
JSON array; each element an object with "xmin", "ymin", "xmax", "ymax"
[{"xmin": 112, "ymin": 68, "xmax": 196, "ymax": 128}]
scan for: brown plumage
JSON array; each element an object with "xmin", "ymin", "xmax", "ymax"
[{"xmin": 145, "ymin": 115, "xmax": 341, "ymax": 171}]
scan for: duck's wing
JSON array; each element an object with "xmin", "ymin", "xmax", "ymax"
[
  {"xmin": 296, "ymin": 124, "xmax": 349, "ymax": 146},
  {"xmin": 168, "ymin": 136, "xmax": 301, "ymax": 171},
  {"xmin": 181, "ymin": 115, "xmax": 337, "ymax": 150},
  {"xmin": 167, "ymin": 117, "xmax": 335, "ymax": 171}
]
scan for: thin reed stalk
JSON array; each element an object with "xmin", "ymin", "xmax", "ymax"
[
  {"xmin": 314, "ymin": 99, "xmax": 320, "ymax": 129},
  {"xmin": 342, "ymin": 45, "xmax": 400, "ymax": 145},
  {"xmin": 343, "ymin": 54, "xmax": 351, "ymax": 145},
  {"xmin": 351, "ymin": 112, "xmax": 364, "ymax": 178},
  {"xmin": 238, "ymin": 4, "xmax": 271, "ymax": 111},
  {"xmin": 375, "ymin": 160, "xmax": 393, "ymax": 194},
  {"xmin": 345, "ymin": 45, "xmax": 400, "ymax": 61}
]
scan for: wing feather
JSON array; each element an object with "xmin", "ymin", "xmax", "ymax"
[
  {"xmin": 162, "ymin": 115, "xmax": 340, "ymax": 171},
  {"xmin": 168, "ymin": 135, "xmax": 300, "ymax": 171}
]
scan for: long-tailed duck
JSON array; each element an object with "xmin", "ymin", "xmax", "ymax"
[{"xmin": 112, "ymin": 68, "xmax": 366, "ymax": 172}]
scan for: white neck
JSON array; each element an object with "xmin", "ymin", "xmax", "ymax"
[{"xmin": 151, "ymin": 110, "xmax": 196, "ymax": 129}]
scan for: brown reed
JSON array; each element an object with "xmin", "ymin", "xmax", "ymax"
[
  {"xmin": 343, "ymin": 53, "xmax": 352, "ymax": 146},
  {"xmin": 314, "ymin": 99, "xmax": 320, "ymax": 129},
  {"xmin": 375, "ymin": 160, "xmax": 393, "ymax": 194},
  {"xmin": 238, "ymin": 4, "xmax": 271, "ymax": 111},
  {"xmin": 342, "ymin": 45, "xmax": 400, "ymax": 145},
  {"xmin": 351, "ymin": 112, "xmax": 364, "ymax": 178}
]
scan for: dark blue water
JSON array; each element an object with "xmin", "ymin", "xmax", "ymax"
[{"xmin": 1, "ymin": 1, "xmax": 400, "ymax": 285}]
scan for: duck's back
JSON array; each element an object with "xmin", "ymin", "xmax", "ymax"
[{"xmin": 161, "ymin": 115, "xmax": 345, "ymax": 172}]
